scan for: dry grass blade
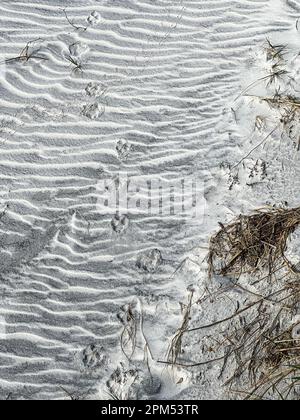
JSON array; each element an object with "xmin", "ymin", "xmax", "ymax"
[
  {"xmin": 208, "ymin": 207, "xmax": 300, "ymax": 278},
  {"xmin": 246, "ymin": 93, "xmax": 300, "ymax": 148},
  {"xmin": 235, "ymin": 69, "xmax": 288, "ymax": 101},
  {"xmin": 265, "ymin": 39, "xmax": 287, "ymax": 62},
  {"xmin": 235, "ymin": 38, "xmax": 288, "ymax": 101},
  {"xmin": 166, "ymin": 292, "xmax": 193, "ymax": 366},
  {"xmin": 119, "ymin": 303, "xmax": 137, "ymax": 361},
  {"xmin": 220, "ymin": 303, "xmax": 300, "ymax": 400},
  {"xmin": 2, "ymin": 39, "xmax": 48, "ymax": 65},
  {"xmin": 60, "ymin": 385, "xmax": 93, "ymax": 401},
  {"xmin": 245, "ymin": 363, "xmax": 300, "ymax": 400},
  {"xmin": 260, "ymin": 94, "xmax": 300, "ymax": 110},
  {"xmin": 246, "ymin": 93, "xmax": 300, "ymax": 121},
  {"xmin": 232, "ymin": 125, "xmax": 278, "ymax": 169},
  {"xmin": 66, "ymin": 56, "xmax": 84, "ymax": 75},
  {"xmin": 62, "ymin": 8, "xmax": 87, "ymax": 32}
]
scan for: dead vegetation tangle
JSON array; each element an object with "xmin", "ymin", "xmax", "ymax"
[
  {"xmin": 222, "ymin": 304, "xmax": 300, "ymax": 400},
  {"xmin": 206, "ymin": 205, "xmax": 300, "ymax": 399},
  {"xmin": 208, "ymin": 207, "xmax": 300, "ymax": 278}
]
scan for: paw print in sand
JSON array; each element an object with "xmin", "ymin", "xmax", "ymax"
[
  {"xmin": 85, "ymin": 82, "xmax": 106, "ymax": 97},
  {"xmin": 69, "ymin": 42, "xmax": 89, "ymax": 58},
  {"xmin": 107, "ymin": 363, "xmax": 139, "ymax": 400},
  {"xmin": 111, "ymin": 214, "xmax": 129, "ymax": 233},
  {"xmin": 136, "ymin": 249, "xmax": 162, "ymax": 273},
  {"xmin": 116, "ymin": 140, "xmax": 131, "ymax": 160},
  {"xmin": 81, "ymin": 344, "xmax": 109, "ymax": 373},
  {"xmin": 82, "ymin": 103, "xmax": 105, "ymax": 120},
  {"xmin": 87, "ymin": 11, "xmax": 101, "ymax": 26}
]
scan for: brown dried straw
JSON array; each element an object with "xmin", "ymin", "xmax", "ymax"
[{"xmin": 208, "ymin": 207, "xmax": 300, "ymax": 278}]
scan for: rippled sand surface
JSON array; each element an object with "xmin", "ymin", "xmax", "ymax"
[{"xmin": 0, "ymin": 0, "xmax": 299, "ymax": 400}]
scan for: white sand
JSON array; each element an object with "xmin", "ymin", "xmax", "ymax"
[{"xmin": 0, "ymin": 0, "xmax": 299, "ymax": 400}]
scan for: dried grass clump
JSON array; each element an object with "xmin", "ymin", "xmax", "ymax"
[
  {"xmin": 261, "ymin": 94, "xmax": 300, "ymax": 112},
  {"xmin": 223, "ymin": 311, "xmax": 300, "ymax": 400},
  {"xmin": 246, "ymin": 329, "xmax": 300, "ymax": 399},
  {"xmin": 208, "ymin": 207, "xmax": 300, "ymax": 278},
  {"xmin": 265, "ymin": 39, "xmax": 287, "ymax": 63}
]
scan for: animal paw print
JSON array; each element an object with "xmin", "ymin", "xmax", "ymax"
[
  {"xmin": 111, "ymin": 214, "xmax": 129, "ymax": 233},
  {"xmin": 81, "ymin": 344, "xmax": 109, "ymax": 373},
  {"xmin": 69, "ymin": 42, "xmax": 89, "ymax": 58},
  {"xmin": 87, "ymin": 11, "xmax": 101, "ymax": 26},
  {"xmin": 136, "ymin": 249, "xmax": 162, "ymax": 273},
  {"xmin": 107, "ymin": 363, "xmax": 139, "ymax": 400},
  {"xmin": 82, "ymin": 103, "xmax": 104, "ymax": 120},
  {"xmin": 116, "ymin": 140, "xmax": 131, "ymax": 160},
  {"xmin": 85, "ymin": 82, "xmax": 105, "ymax": 97}
]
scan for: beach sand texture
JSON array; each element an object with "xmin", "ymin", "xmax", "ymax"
[{"xmin": 0, "ymin": 0, "xmax": 299, "ymax": 400}]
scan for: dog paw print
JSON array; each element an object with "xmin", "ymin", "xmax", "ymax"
[
  {"xmin": 81, "ymin": 344, "xmax": 109, "ymax": 373},
  {"xmin": 69, "ymin": 42, "xmax": 89, "ymax": 58},
  {"xmin": 82, "ymin": 103, "xmax": 104, "ymax": 120},
  {"xmin": 255, "ymin": 116, "xmax": 266, "ymax": 132},
  {"xmin": 87, "ymin": 11, "xmax": 101, "ymax": 26},
  {"xmin": 107, "ymin": 363, "xmax": 139, "ymax": 400},
  {"xmin": 116, "ymin": 140, "xmax": 131, "ymax": 160},
  {"xmin": 85, "ymin": 82, "xmax": 106, "ymax": 97},
  {"xmin": 136, "ymin": 249, "xmax": 162, "ymax": 273},
  {"xmin": 111, "ymin": 214, "xmax": 129, "ymax": 233}
]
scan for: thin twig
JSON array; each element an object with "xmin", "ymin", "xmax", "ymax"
[
  {"xmin": 232, "ymin": 126, "xmax": 278, "ymax": 170},
  {"xmin": 62, "ymin": 8, "xmax": 87, "ymax": 32}
]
